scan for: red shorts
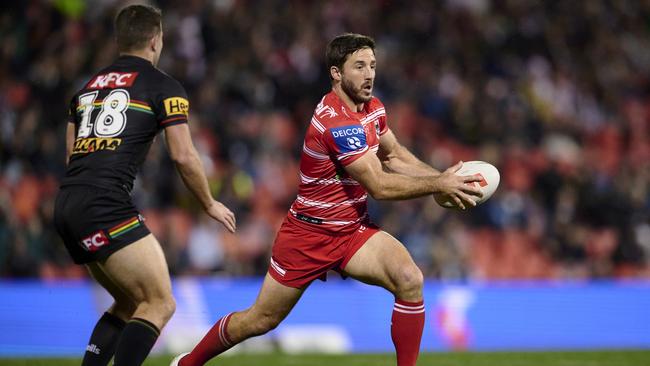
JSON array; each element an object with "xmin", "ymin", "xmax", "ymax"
[{"xmin": 269, "ymin": 215, "xmax": 380, "ymax": 289}]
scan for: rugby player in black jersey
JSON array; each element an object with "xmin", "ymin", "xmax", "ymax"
[{"xmin": 53, "ymin": 5, "xmax": 236, "ymax": 365}]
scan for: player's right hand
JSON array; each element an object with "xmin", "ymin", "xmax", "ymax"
[
  {"xmin": 205, "ymin": 200, "xmax": 236, "ymax": 233},
  {"xmin": 434, "ymin": 161, "xmax": 484, "ymax": 210}
]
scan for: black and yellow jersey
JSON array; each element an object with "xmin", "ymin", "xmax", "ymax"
[{"xmin": 61, "ymin": 55, "xmax": 189, "ymax": 193}]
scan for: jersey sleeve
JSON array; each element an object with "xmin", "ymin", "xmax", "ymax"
[
  {"xmin": 321, "ymin": 122, "xmax": 369, "ymax": 166},
  {"xmin": 152, "ymin": 76, "xmax": 190, "ymax": 128}
]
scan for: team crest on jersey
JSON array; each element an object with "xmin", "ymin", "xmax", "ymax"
[
  {"xmin": 163, "ymin": 97, "xmax": 189, "ymax": 117},
  {"xmin": 331, "ymin": 125, "xmax": 367, "ymax": 153},
  {"xmin": 318, "ymin": 106, "xmax": 338, "ymax": 119},
  {"xmin": 315, "ymin": 99, "xmax": 338, "ymax": 119}
]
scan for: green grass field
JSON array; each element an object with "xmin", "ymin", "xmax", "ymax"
[{"xmin": 1, "ymin": 350, "xmax": 649, "ymax": 366}]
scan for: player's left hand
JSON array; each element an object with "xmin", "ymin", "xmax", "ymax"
[{"xmin": 205, "ymin": 201, "xmax": 236, "ymax": 233}]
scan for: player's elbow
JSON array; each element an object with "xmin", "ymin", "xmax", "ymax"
[{"xmin": 371, "ymin": 190, "xmax": 391, "ymax": 200}]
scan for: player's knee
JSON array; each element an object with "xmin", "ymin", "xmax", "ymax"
[
  {"xmin": 136, "ymin": 282, "xmax": 176, "ymax": 316},
  {"xmin": 394, "ymin": 265, "xmax": 424, "ymax": 294},
  {"xmin": 141, "ymin": 292, "xmax": 176, "ymax": 321},
  {"xmin": 250, "ymin": 311, "xmax": 283, "ymax": 335},
  {"xmin": 159, "ymin": 294, "xmax": 176, "ymax": 320}
]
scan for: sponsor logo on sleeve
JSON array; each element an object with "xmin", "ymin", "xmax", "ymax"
[
  {"xmin": 331, "ymin": 125, "xmax": 367, "ymax": 153},
  {"xmin": 163, "ymin": 97, "xmax": 189, "ymax": 117},
  {"xmin": 87, "ymin": 72, "xmax": 138, "ymax": 89}
]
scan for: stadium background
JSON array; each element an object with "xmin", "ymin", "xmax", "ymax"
[{"xmin": 0, "ymin": 0, "xmax": 649, "ymax": 359}]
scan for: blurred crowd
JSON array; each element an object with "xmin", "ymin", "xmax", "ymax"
[{"xmin": 1, "ymin": 0, "xmax": 649, "ymax": 280}]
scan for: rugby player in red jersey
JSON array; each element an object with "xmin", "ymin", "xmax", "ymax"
[{"xmin": 172, "ymin": 33, "xmax": 481, "ymax": 366}]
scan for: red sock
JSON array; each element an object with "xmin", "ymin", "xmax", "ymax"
[
  {"xmin": 391, "ymin": 299, "xmax": 425, "ymax": 366},
  {"xmin": 180, "ymin": 312, "xmax": 234, "ymax": 366}
]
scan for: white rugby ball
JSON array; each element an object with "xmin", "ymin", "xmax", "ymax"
[{"xmin": 434, "ymin": 161, "xmax": 500, "ymax": 209}]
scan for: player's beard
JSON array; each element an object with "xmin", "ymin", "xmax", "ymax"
[{"xmin": 341, "ymin": 77, "xmax": 372, "ymax": 104}]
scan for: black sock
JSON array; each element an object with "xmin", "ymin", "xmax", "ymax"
[
  {"xmin": 112, "ymin": 318, "xmax": 160, "ymax": 366},
  {"xmin": 82, "ymin": 312, "xmax": 126, "ymax": 366}
]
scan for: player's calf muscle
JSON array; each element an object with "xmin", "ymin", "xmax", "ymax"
[{"xmin": 231, "ymin": 308, "xmax": 283, "ymax": 339}]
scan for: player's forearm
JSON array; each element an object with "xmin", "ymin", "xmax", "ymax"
[
  {"xmin": 382, "ymin": 144, "xmax": 440, "ymax": 177},
  {"xmin": 173, "ymin": 150, "xmax": 214, "ymax": 209},
  {"xmin": 370, "ymin": 172, "xmax": 440, "ymax": 200},
  {"xmin": 65, "ymin": 143, "xmax": 74, "ymax": 165},
  {"xmin": 65, "ymin": 122, "xmax": 75, "ymax": 166},
  {"xmin": 383, "ymin": 158, "xmax": 439, "ymax": 177}
]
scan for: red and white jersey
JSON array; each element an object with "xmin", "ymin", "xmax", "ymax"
[{"xmin": 288, "ymin": 90, "xmax": 388, "ymax": 233}]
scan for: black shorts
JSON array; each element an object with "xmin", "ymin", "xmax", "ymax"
[{"xmin": 54, "ymin": 185, "xmax": 151, "ymax": 264}]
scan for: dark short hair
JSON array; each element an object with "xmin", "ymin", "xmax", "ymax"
[
  {"xmin": 114, "ymin": 4, "xmax": 162, "ymax": 52},
  {"xmin": 326, "ymin": 33, "xmax": 376, "ymax": 79}
]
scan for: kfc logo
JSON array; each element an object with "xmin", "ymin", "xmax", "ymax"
[
  {"xmin": 82, "ymin": 231, "xmax": 109, "ymax": 252},
  {"xmin": 87, "ymin": 72, "xmax": 138, "ymax": 89}
]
